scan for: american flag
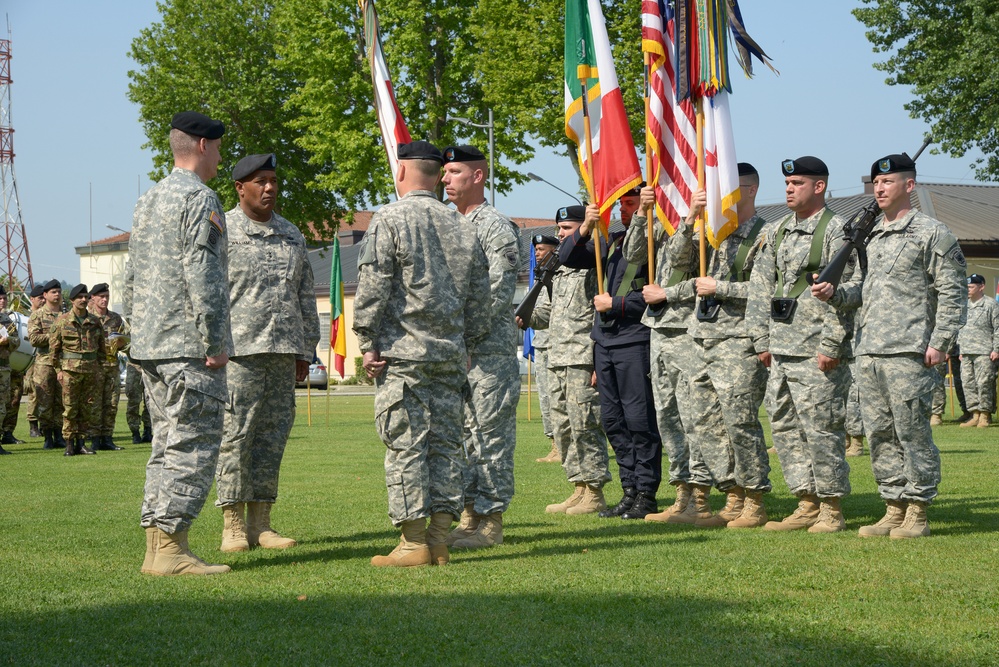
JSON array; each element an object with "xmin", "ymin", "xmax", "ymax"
[{"xmin": 642, "ymin": 0, "xmax": 698, "ymax": 236}]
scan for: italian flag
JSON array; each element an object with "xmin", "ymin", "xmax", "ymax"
[
  {"xmin": 565, "ymin": 0, "xmax": 641, "ymax": 225},
  {"xmin": 329, "ymin": 237, "xmax": 346, "ymax": 378}
]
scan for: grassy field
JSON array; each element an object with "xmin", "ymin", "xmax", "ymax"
[{"xmin": 1, "ymin": 392, "xmax": 996, "ymax": 666}]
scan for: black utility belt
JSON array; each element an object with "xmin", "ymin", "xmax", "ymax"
[
  {"xmin": 770, "ymin": 298, "xmax": 798, "ymax": 322},
  {"xmin": 62, "ymin": 352, "xmax": 98, "ymax": 361}
]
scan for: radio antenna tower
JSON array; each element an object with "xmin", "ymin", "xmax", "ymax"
[{"xmin": 0, "ymin": 21, "xmax": 35, "ymax": 309}]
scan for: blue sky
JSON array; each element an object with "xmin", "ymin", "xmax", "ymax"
[{"xmin": 3, "ymin": 0, "xmax": 989, "ymax": 284}]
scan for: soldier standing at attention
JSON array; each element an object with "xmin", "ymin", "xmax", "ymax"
[
  {"xmin": 123, "ymin": 111, "xmax": 233, "ymax": 575},
  {"xmin": 29, "ymin": 279, "xmax": 67, "ymax": 451},
  {"xmin": 50, "ymin": 284, "xmax": 104, "ymax": 456},
  {"xmin": 24, "ymin": 284, "xmax": 46, "ymax": 440},
  {"xmin": 0, "ymin": 286, "xmax": 21, "ymax": 456},
  {"xmin": 814, "ymin": 153, "xmax": 966, "ymax": 539},
  {"xmin": 125, "ymin": 359, "xmax": 151, "ymax": 444},
  {"xmin": 215, "ymin": 153, "xmax": 320, "ymax": 553},
  {"xmin": 747, "ymin": 157, "xmax": 861, "ymax": 533},
  {"xmin": 353, "ymin": 141, "xmax": 490, "ymax": 568},
  {"xmin": 530, "ymin": 234, "xmax": 560, "ymax": 463},
  {"xmin": 440, "ymin": 145, "xmax": 522, "ymax": 550},
  {"xmin": 957, "ymin": 274, "xmax": 999, "ymax": 428},
  {"xmin": 87, "ymin": 283, "xmax": 125, "ymax": 451},
  {"xmin": 1, "ymin": 285, "xmax": 26, "ymax": 447}
]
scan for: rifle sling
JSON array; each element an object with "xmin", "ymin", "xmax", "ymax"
[{"xmin": 773, "ymin": 208, "xmax": 834, "ymax": 300}]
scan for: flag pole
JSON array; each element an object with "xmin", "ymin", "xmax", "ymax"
[
  {"xmin": 695, "ymin": 98, "xmax": 707, "ymax": 278},
  {"xmin": 947, "ymin": 357, "xmax": 955, "ymax": 419},
  {"xmin": 644, "ymin": 52, "xmax": 655, "ymax": 279},
  {"xmin": 580, "ymin": 76, "xmax": 605, "ymax": 291},
  {"xmin": 327, "ymin": 345, "xmax": 333, "ymax": 426},
  {"xmin": 306, "ymin": 373, "xmax": 313, "ymax": 427}
]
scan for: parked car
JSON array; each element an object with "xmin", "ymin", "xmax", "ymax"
[{"xmin": 296, "ymin": 360, "xmax": 328, "ymax": 389}]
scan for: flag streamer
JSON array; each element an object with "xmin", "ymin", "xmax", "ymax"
[{"xmin": 329, "ymin": 237, "xmax": 347, "ymax": 379}]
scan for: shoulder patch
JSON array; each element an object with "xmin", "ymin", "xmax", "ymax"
[{"xmin": 947, "ymin": 245, "xmax": 966, "ymax": 268}]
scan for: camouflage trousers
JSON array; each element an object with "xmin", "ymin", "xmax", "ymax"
[
  {"xmin": 767, "ymin": 355, "xmax": 851, "ymax": 498},
  {"xmin": 534, "ymin": 347, "xmax": 553, "ymax": 438},
  {"xmin": 0, "ymin": 367, "xmax": 9, "ymax": 429},
  {"xmin": 375, "ymin": 358, "xmax": 466, "ymax": 526},
  {"xmin": 845, "ymin": 358, "xmax": 864, "ymax": 437},
  {"xmin": 4, "ymin": 368, "xmax": 23, "ymax": 432},
  {"xmin": 689, "ymin": 336, "xmax": 770, "ymax": 493},
  {"xmin": 33, "ymin": 362, "xmax": 64, "ymax": 431},
  {"xmin": 215, "ymin": 354, "xmax": 297, "ymax": 506},
  {"xmin": 856, "ymin": 354, "xmax": 940, "ymax": 504},
  {"xmin": 26, "ymin": 363, "xmax": 38, "ymax": 423},
  {"xmin": 60, "ymin": 364, "xmax": 101, "ymax": 439},
  {"xmin": 549, "ymin": 364, "xmax": 610, "ymax": 487},
  {"xmin": 461, "ymin": 353, "xmax": 519, "ymax": 515},
  {"xmin": 125, "ymin": 363, "xmax": 151, "ymax": 432},
  {"xmin": 93, "ymin": 363, "xmax": 121, "ymax": 436},
  {"xmin": 931, "ymin": 362, "xmax": 947, "ymax": 416},
  {"xmin": 140, "ymin": 358, "xmax": 226, "ymax": 534},
  {"xmin": 650, "ymin": 328, "xmax": 713, "ymax": 487},
  {"xmin": 960, "ymin": 354, "xmax": 997, "ymax": 413}
]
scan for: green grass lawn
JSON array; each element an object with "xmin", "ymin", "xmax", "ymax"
[{"xmin": 1, "ymin": 392, "xmax": 996, "ymax": 666}]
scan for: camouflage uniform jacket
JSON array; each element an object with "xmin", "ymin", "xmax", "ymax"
[
  {"xmin": 622, "ymin": 212, "xmax": 696, "ymax": 331},
  {"xmin": 0, "ymin": 311, "xmax": 21, "ymax": 367},
  {"xmin": 464, "ymin": 202, "xmax": 521, "ymax": 356},
  {"xmin": 957, "ymin": 296, "xmax": 999, "ymax": 355},
  {"xmin": 835, "ymin": 210, "xmax": 967, "ymax": 356},
  {"xmin": 88, "ymin": 307, "xmax": 126, "ymax": 367},
  {"xmin": 225, "ymin": 206, "xmax": 321, "ymax": 360},
  {"xmin": 353, "ymin": 190, "xmax": 491, "ymax": 362},
  {"xmin": 28, "ymin": 307, "xmax": 63, "ymax": 367},
  {"xmin": 670, "ymin": 214, "xmax": 768, "ymax": 340},
  {"xmin": 530, "ymin": 284, "xmax": 551, "ymax": 350},
  {"xmin": 529, "ymin": 265, "xmax": 597, "ymax": 367},
  {"xmin": 50, "ymin": 311, "xmax": 106, "ymax": 372},
  {"xmin": 746, "ymin": 207, "xmax": 860, "ymax": 359},
  {"xmin": 122, "ymin": 167, "xmax": 233, "ymax": 361}
]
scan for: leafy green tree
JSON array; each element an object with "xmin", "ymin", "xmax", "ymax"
[{"xmin": 854, "ymin": 0, "xmax": 999, "ymax": 179}]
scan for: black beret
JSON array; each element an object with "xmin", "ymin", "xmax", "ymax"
[
  {"xmin": 871, "ymin": 153, "xmax": 916, "ymax": 181},
  {"xmin": 555, "ymin": 205, "xmax": 586, "ymax": 223},
  {"xmin": 232, "ymin": 153, "xmax": 277, "ymax": 181},
  {"xmin": 738, "ymin": 162, "xmax": 758, "ymax": 177},
  {"xmin": 398, "ymin": 141, "xmax": 443, "ymax": 163},
  {"xmin": 90, "ymin": 283, "xmax": 109, "ymax": 296},
  {"xmin": 69, "ymin": 284, "xmax": 89, "ymax": 299},
  {"xmin": 781, "ymin": 156, "xmax": 828, "ymax": 177},
  {"xmin": 42, "ymin": 279, "xmax": 61, "ymax": 293},
  {"xmin": 442, "ymin": 145, "xmax": 486, "ymax": 164},
  {"xmin": 622, "ymin": 181, "xmax": 646, "ymax": 197},
  {"xmin": 29, "ymin": 284, "xmax": 45, "ymax": 298},
  {"xmin": 532, "ymin": 234, "xmax": 559, "ymax": 247},
  {"xmin": 968, "ymin": 273, "xmax": 986, "ymax": 285},
  {"xmin": 171, "ymin": 111, "xmax": 225, "ymax": 140}
]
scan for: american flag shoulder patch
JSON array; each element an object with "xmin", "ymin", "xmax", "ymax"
[{"xmin": 209, "ymin": 211, "xmax": 225, "ymax": 234}]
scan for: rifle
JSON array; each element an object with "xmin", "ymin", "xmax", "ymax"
[
  {"xmin": 515, "ymin": 251, "xmax": 561, "ymax": 325},
  {"xmin": 805, "ymin": 200, "xmax": 881, "ymax": 288}
]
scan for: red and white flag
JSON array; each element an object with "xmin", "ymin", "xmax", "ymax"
[{"xmin": 702, "ymin": 91, "xmax": 740, "ymax": 246}]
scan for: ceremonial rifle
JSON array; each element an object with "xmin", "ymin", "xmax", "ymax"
[{"xmin": 515, "ymin": 251, "xmax": 561, "ymax": 325}]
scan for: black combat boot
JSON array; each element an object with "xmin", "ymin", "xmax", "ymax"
[
  {"xmin": 621, "ymin": 492, "xmax": 659, "ymax": 520},
  {"xmin": 43, "ymin": 429, "xmax": 57, "ymax": 450},
  {"xmin": 76, "ymin": 438, "xmax": 96, "ymax": 455},
  {"xmin": 1, "ymin": 430, "xmax": 23, "ymax": 445},
  {"xmin": 0, "ymin": 443, "xmax": 11, "ymax": 455},
  {"xmin": 63, "ymin": 435, "xmax": 76, "ymax": 456},
  {"xmin": 29, "ymin": 421, "xmax": 41, "ymax": 438},
  {"xmin": 131, "ymin": 429, "xmax": 142, "ymax": 444},
  {"xmin": 103, "ymin": 435, "xmax": 124, "ymax": 451},
  {"xmin": 141, "ymin": 426, "xmax": 153, "ymax": 443},
  {"xmin": 55, "ymin": 431, "xmax": 69, "ymax": 450},
  {"xmin": 598, "ymin": 487, "xmax": 637, "ymax": 518},
  {"xmin": 91, "ymin": 436, "xmax": 104, "ymax": 451}
]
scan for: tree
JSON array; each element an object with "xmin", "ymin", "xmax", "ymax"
[{"xmin": 853, "ymin": 0, "xmax": 999, "ymax": 179}]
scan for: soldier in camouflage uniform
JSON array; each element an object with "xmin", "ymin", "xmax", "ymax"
[
  {"xmin": 818, "ymin": 153, "xmax": 967, "ymax": 539},
  {"xmin": 0, "ymin": 286, "xmax": 22, "ymax": 456},
  {"xmin": 28, "ymin": 279, "xmax": 67, "ymax": 451},
  {"xmin": 440, "ymin": 145, "xmax": 522, "ymax": 550},
  {"xmin": 23, "ymin": 285, "xmax": 45, "ymax": 439},
  {"xmin": 214, "ymin": 153, "xmax": 320, "ymax": 553},
  {"xmin": 87, "ymin": 283, "xmax": 125, "ymax": 451},
  {"xmin": 1, "ymin": 286, "xmax": 26, "ymax": 447},
  {"xmin": 957, "ymin": 274, "xmax": 999, "ymax": 427},
  {"xmin": 50, "ymin": 284, "xmax": 104, "ymax": 456},
  {"xmin": 530, "ymin": 235, "xmax": 559, "ymax": 463},
  {"xmin": 622, "ymin": 185, "xmax": 718, "ymax": 523},
  {"xmin": 522, "ymin": 205, "xmax": 611, "ymax": 516},
  {"xmin": 353, "ymin": 141, "xmax": 491, "ymax": 568},
  {"xmin": 747, "ymin": 157, "xmax": 861, "ymax": 533},
  {"xmin": 123, "ymin": 111, "xmax": 233, "ymax": 576},
  {"xmin": 125, "ymin": 361, "xmax": 151, "ymax": 443}
]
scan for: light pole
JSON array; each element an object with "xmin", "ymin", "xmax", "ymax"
[
  {"xmin": 527, "ymin": 172, "xmax": 582, "ymax": 205},
  {"xmin": 452, "ymin": 109, "xmax": 495, "ymax": 205}
]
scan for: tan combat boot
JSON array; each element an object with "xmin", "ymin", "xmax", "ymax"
[
  {"xmin": 858, "ymin": 500, "xmax": 906, "ymax": 537},
  {"xmin": 960, "ymin": 411, "xmax": 980, "ymax": 428},
  {"xmin": 220, "ymin": 503, "xmax": 250, "ymax": 552},
  {"xmin": 763, "ymin": 494, "xmax": 819, "ymax": 531},
  {"xmin": 545, "ymin": 483, "xmax": 586, "ymax": 513},
  {"xmin": 695, "ymin": 486, "xmax": 745, "ymax": 528},
  {"xmin": 645, "ymin": 483, "xmax": 691, "ymax": 522},
  {"xmin": 536, "ymin": 439, "xmax": 560, "ymax": 463},
  {"xmin": 977, "ymin": 412, "xmax": 992, "ymax": 428},
  {"xmin": 140, "ymin": 526, "xmax": 158, "ymax": 574},
  {"xmin": 727, "ymin": 490, "xmax": 767, "ymax": 528},
  {"xmin": 146, "ymin": 529, "xmax": 231, "ymax": 576},
  {"xmin": 666, "ymin": 485, "xmax": 712, "ymax": 524},
  {"xmin": 246, "ymin": 502, "xmax": 296, "ymax": 549},
  {"xmin": 565, "ymin": 484, "xmax": 606, "ymax": 515},
  {"xmin": 371, "ymin": 518, "xmax": 432, "ymax": 567},
  {"xmin": 845, "ymin": 436, "xmax": 864, "ymax": 457},
  {"xmin": 807, "ymin": 497, "xmax": 846, "ymax": 533},
  {"xmin": 929, "ymin": 414, "xmax": 943, "ymax": 426},
  {"xmin": 452, "ymin": 513, "xmax": 503, "ymax": 549},
  {"xmin": 446, "ymin": 504, "xmax": 480, "ymax": 545},
  {"xmin": 426, "ymin": 512, "xmax": 453, "ymax": 565},
  {"xmin": 889, "ymin": 501, "xmax": 931, "ymax": 539}
]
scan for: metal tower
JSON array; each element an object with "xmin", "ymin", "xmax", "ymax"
[{"xmin": 0, "ymin": 30, "xmax": 34, "ymax": 310}]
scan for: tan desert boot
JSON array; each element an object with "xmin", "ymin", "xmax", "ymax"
[
  {"xmin": 889, "ymin": 501, "xmax": 931, "ymax": 539},
  {"xmin": 246, "ymin": 502, "xmax": 296, "ymax": 549},
  {"xmin": 645, "ymin": 483, "xmax": 691, "ymax": 522},
  {"xmin": 858, "ymin": 500, "xmax": 906, "ymax": 537},
  {"xmin": 845, "ymin": 436, "xmax": 864, "ymax": 457},
  {"xmin": 666, "ymin": 485, "xmax": 712, "ymax": 524},
  {"xmin": 536, "ymin": 439, "xmax": 560, "ymax": 463},
  {"xmin": 452, "ymin": 513, "xmax": 503, "ymax": 549},
  {"xmin": 146, "ymin": 529, "xmax": 231, "ymax": 576},
  {"xmin": 977, "ymin": 412, "xmax": 992, "ymax": 428},
  {"xmin": 220, "ymin": 503, "xmax": 250, "ymax": 552},
  {"xmin": 546, "ymin": 483, "xmax": 586, "ymax": 513},
  {"xmin": 929, "ymin": 414, "xmax": 943, "ymax": 427},
  {"xmin": 960, "ymin": 411, "xmax": 980, "ymax": 428},
  {"xmin": 565, "ymin": 484, "xmax": 607, "ymax": 515},
  {"xmin": 446, "ymin": 504, "xmax": 479, "ymax": 545},
  {"xmin": 807, "ymin": 497, "xmax": 846, "ymax": 533},
  {"xmin": 426, "ymin": 512, "xmax": 453, "ymax": 565},
  {"xmin": 140, "ymin": 526, "xmax": 158, "ymax": 574},
  {"xmin": 763, "ymin": 494, "xmax": 819, "ymax": 531},
  {"xmin": 727, "ymin": 490, "xmax": 767, "ymax": 528},
  {"xmin": 695, "ymin": 487, "xmax": 745, "ymax": 528},
  {"xmin": 371, "ymin": 519, "xmax": 432, "ymax": 567}
]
